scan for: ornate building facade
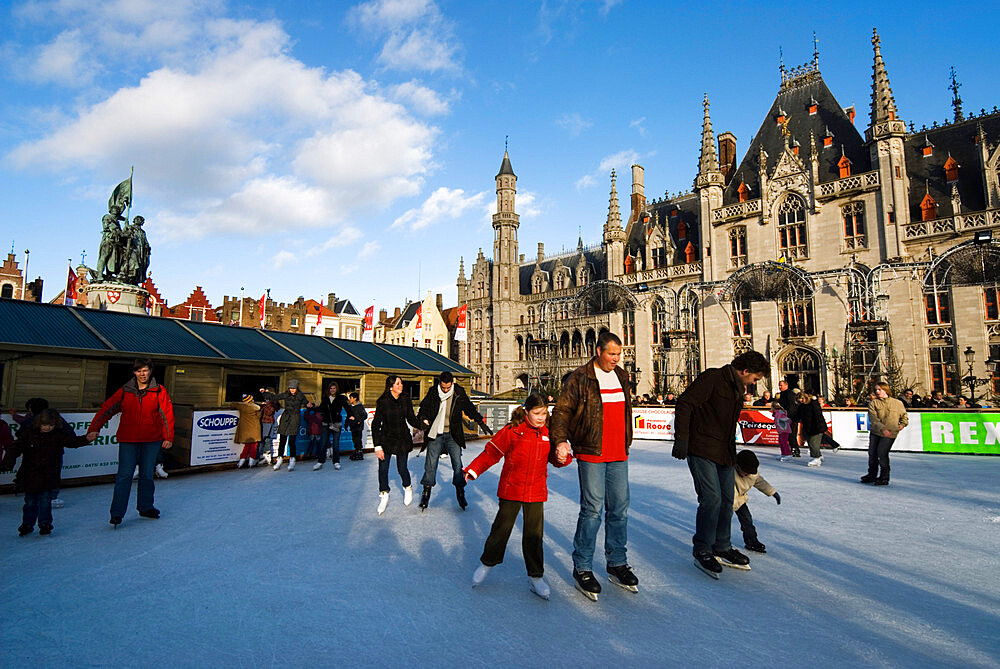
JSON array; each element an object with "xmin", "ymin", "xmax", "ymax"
[{"xmin": 460, "ymin": 30, "xmax": 1000, "ymax": 401}]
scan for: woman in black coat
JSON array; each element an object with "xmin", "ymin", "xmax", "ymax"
[
  {"xmin": 792, "ymin": 392, "xmax": 827, "ymax": 467},
  {"xmin": 371, "ymin": 375, "xmax": 421, "ymax": 515}
]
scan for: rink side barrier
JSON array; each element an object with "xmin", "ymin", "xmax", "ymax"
[{"xmin": 4, "ymin": 404, "xmax": 996, "ymax": 491}]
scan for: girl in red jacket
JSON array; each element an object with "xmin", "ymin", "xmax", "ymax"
[{"xmin": 463, "ymin": 393, "xmax": 570, "ymax": 600}]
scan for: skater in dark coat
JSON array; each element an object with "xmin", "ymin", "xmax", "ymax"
[
  {"xmin": 314, "ymin": 381, "xmax": 349, "ymax": 471},
  {"xmin": 371, "ymin": 375, "xmax": 422, "ymax": 515},
  {"xmin": 792, "ymin": 392, "xmax": 827, "ymax": 467},
  {"xmin": 345, "ymin": 392, "xmax": 367, "ymax": 460},
  {"xmin": 673, "ymin": 350, "xmax": 770, "ymax": 578},
  {"xmin": 272, "ymin": 380, "xmax": 312, "ymax": 471},
  {"xmin": 1, "ymin": 409, "xmax": 91, "ymax": 536}
]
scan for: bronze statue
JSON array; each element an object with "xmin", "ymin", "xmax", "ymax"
[
  {"xmin": 122, "ymin": 215, "xmax": 150, "ymax": 284},
  {"xmin": 92, "ymin": 205, "xmax": 125, "ymax": 282}
]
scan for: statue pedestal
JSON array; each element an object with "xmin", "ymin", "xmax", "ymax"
[{"xmin": 84, "ymin": 282, "xmax": 151, "ymax": 315}]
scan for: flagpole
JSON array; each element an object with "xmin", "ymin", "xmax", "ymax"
[
  {"xmin": 239, "ymin": 286, "xmax": 244, "ymax": 326},
  {"xmin": 125, "ymin": 165, "xmax": 133, "ymax": 223}
]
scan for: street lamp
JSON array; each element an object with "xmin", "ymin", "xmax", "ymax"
[{"xmin": 959, "ymin": 346, "xmax": 997, "ymax": 406}]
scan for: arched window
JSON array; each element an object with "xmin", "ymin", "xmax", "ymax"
[
  {"xmin": 554, "ymin": 271, "xmax": 566, "ymax": 290},
  {"xmin": 516, "ymin": 336, "xmax": 524, "ymax": 361},
  {"xmin": 842, "ymin": 202, "xmax": 866, "ymax": 249},
  {"xmin": 577, "ymin": 267, "xmax": 588, "ymax": 286},
  {"xmin": 559, "ymin": 303, "xmax": 569, "ymax": 320},
  {"xmin": 585, "ymin": 329, "xmax": 596, "ymax": 357},
  {"xmin": 777, "ymin": 194, "xmax": 808, "ymax": 259},
  {"xmin": 527, "ymin": 307, "xmax": 535, "ymax": 324},
  {"xmin": 732, "ymin": 297, "xmax": 752, "ymax": 336},
  {"xmin": 474, "ymin": 310, "xmax": 483, "ymax": 330},
  {"xmin": 533, "ymin": 275, "xmax": 543, "ymax": 293},
  {"xmin": 571, "ymin": 330, "xmax": 583, "ymax": 357},
  {"xmin": 622, "ymin": 309, "xmax": 635, "ymax": 346},
  {"xmin": 0, "ymin": 283, "xmax": 13, "ymax": 299},
  {"xmin": 729, "ymin": 226, "xmax": 747, "ymax": 267},
  {"xmin": 560, "ymin": 332, "xmax": 570, "ymax": 358}
]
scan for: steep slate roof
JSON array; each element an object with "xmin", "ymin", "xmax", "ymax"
[
  {"xmin": 630, "ymin": 192, "xmax": 701, "ymax": 262},
  {"xmin": 392, "ymin": 301, "xmax": 421, "ymax": 330},
  {"xmin": 0, "ymin": 300, "xmax": 473, "ymax": 374},
  {"xmin": 902, "ymin": 113, "xmax": 1000, "ymax": 222},
  {"xmin": 333, "ymin": 299, "xmax": 359, "ymax": 316},
  {"xmin": 518, "ymin": 247, "xmax": 606, "ymax": 296},
  {"xmin": 723, "ymin": 72, "xmax": 870, "ymax": 206}
]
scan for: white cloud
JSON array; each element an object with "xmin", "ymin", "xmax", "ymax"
[
  {"xmin": 359, "ymin": 241, "xmax": 381, "ymax": 259},
  {"xmin": 600, "ymin": 0, "xmax": 625, "ymax": 15},
  {"xmin": 271, "ymin": 250, "xmax": 296, "ymax": 269},
  {"xmin": 556, "ymin": 112, "xmax": 592, "ymax": 137},
  {"xmin": 630, "ymin": 116, "xmax": 647, "ymax": 136},
  {"xmin": 575, "ymin": 174, "xmax": 597, "ymax": 191},
  {"xmin": 389, "ymin": 80, "xmax": 450, "ymax": 115},
  {"xmin": 351, "ymin": 0, "xmax": 461, "ymax": 73},
  {"xmin": 392, "ymin": 186, "xmax": 487, "ymax": 231},
  {"xmin": 30, "ymin": 29, "xmax": 90, "ymax": 84},
  {"xmin": 598, "ymin": 150, "xmax": 640, "ymax": 174},
  {"xmin": 6, "ymin": 16, "xmax": 440, "ymax": 241}
]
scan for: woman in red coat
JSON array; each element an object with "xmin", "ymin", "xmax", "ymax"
[
  {"xmin": 464, "ymin": 393, "xmax": 570, "ymax": 600},
  {"xmin": 88, "ymin": 358, "xmax": 174, "ymax": 527}
]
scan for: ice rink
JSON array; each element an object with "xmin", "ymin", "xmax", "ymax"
[{"xmin": 2, "ymin": 441, "xmax": 998, "ymax": 668}]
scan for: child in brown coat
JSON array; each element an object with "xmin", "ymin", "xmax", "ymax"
[{"xmin": 733, "ymin": 450, "xmax": 781, "ymax": 554}]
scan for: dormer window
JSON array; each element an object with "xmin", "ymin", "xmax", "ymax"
[
  {"xmin": 808, "ymin": 97, "xmax": 818, "ymax": 115},
  {"xmin": 920, "ymin": 192, "xmax": 937, "ymax": 221},
  {"xmin": 838, "ymin": 154, "xmax": 852, "ymax": 179},
  {"xmin": 624, "ymin": 255, "xmax": 634, "ymax": 274},
  {"xmin": 823, "ymin": 126, "xmax": 834, "ymax": 147},
  {"xmin": 737, "ymin": 181, "xmax": 750, "ymax": 203},
  {"xmin": 944, "ymin": 155, "xmax": 959, "ymax": 182},
  {"xmin": 922, "ymin": 135, "xmax": 934, "ymax": 158}
]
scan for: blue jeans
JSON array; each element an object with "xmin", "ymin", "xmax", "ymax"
[
  {"xmin": 112, "ymin": 441, "xmax": 161, "ymax": 517},
  {"xmin": 317, "ymin": 424, "xmax": 341, "ymax": 464},
  {"xmin": 572, "ymin": 459, "xmax": 629, "ymax": 571},
  {"xmin": 420, "ymin": 433, "xmax": 464, "ymax": 489},
  {"xmin": 687, "ymin": 454, "xmax": 735, "ymax": 555},
  {"xmin": 378, "ymin": 452, "xmax": 411, "ymax": 493},
  {"xmin": 22, "ymin": 489, "xmax": 54, "ymax": 529}
]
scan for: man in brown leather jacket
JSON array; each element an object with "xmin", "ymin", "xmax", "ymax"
[
  {"xmin": 672, "ymin": 350, "xmax": 769, "ymax": 578},
  {"xmin": 552, "ymin": 332, "xmax": 637, "ymax": 600}
]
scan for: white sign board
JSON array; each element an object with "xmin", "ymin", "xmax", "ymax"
[
  {"xmin": 1, "ymin": 412, "xmax": 122, "ymax": 484},
  {"xmin": 189, "ymin": 409, "xmax": 242, "ymax": 465}
]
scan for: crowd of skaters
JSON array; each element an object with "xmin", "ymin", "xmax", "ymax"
[{"xmin": 1, "ymin": 338, "xmax": 914, "ymax": 599}]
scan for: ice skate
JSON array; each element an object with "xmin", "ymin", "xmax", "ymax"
[
  {"xmin": 155, "ymin": 464, "xmax": 169, "ymax": 478},
  {"xmin": 607, "ymin": 564, "xmax": 639, "ymax": 593},
  {"xmin": 529, "ymin": 577, "xmax": 550, "ymax": 600},
  {"xmin": 334, "ymin": 462, "xmax": 341, "ymax": 470},
  {"xmin": 39, "ymin": 524, "xmax": 53, "ymax": 535},
  {"xmin": 419, "ymin": 485, "xmax": 431, "ymax": 510},
  {"xmin": 377, "ymin": 492, "xmax": 389, "ymax": 515},
  {"xmin": 714, "ymin": 548, "xmax": 751, "ymax": 570},
  {"xmin": 273, "ymin": 457, "xmax": 283, "ymax": 471},
  {"xmin": 694, "ymin": 551, "xmax": 722, "ymax": 579},
  {"xmin": 403, "ymin": 486, "xmax": 413, "ymax": 506},
  {"xmin": 313, "ymin": 462, "xmax": 323, "ymax": 471},
  {"xmin": 573, "ymin": 569, "xmax": 601, "ymax": 601},
  {"xmin": 745, "ymin": 540, "xmax": 767, "ymax": 554},
  {"xmin": 51, "ymin": 497, "xmax": 64, "ymax": 508},
  {"xmin": 248, "ymin": 458, "xmax": 256, "ymax": 468},
  {"xmin": 263, "ymin": 452, "xmax": 272, "ymax": 466},
  {"xmin": 779, "ymin": 455, "xmax": 793, "ymax": 462},
  {"xmin": 287, "ymin": 457, "xmax": 296, "ymax": 471},
  {"xmin": 18, "ymin": 525, "xmax": 32, "ymax": 536},
  {"xmin": 807, "ymin": 456, "xmax": 823, "ymax": 467},
  {"xmin": 456, "ymin": 487, "xmax": 468, "ymax": 510},
  {"xmin": 472, "ymin": 564, "xmax": 492, "ymax": 587},
  {"xmin": 109, "ymin": 516, "xmax": 122, "ymax": 528},
  {"xmin": 236, "ymin": 459, "xmax": 246, "ymax": 469}
]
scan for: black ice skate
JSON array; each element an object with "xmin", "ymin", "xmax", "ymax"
[
  {"xmin": 714, "ymin": 548, "xmax": 751, "ymax": 570},
  {"xmin": 694, "ymin": 551, "xmax": 722, "ymax": 579},
  {"xmin": 419, "ymin": 485, "xmax": 431, "ymax": 511},
  {"xmin": 607, "ymin": 564, "xmax": 639, "ymax": 593},
  {"xmin": 573, "ymin": 569, "xmax": 601, "ymax": 601}
]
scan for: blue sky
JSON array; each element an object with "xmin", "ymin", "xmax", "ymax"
[{"xmin": 2, "ymin": 1, "xmax": 997, "ymax": 314}]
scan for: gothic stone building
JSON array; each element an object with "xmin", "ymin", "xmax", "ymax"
[{"xmin": 460, "ymin": 30, "xmax": 1000, "ymax": 402}]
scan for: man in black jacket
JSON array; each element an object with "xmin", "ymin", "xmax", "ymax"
[
  {"xmin": 672, "ymin": 350, "xmax": 770, "ymax": 578},
  {"xmin": 416, "ymin": 372, "xmax": 491, "ymax": 510}
]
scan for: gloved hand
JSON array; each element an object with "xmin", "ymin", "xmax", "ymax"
[
  {"xmin": 481, "ymin": 423, "xmax": 493, "ymax": 436},
  {"xmin": 773, "ymin": 492, "xmax": 781, "ymax": 505},
  {"xmin": 671, "ymin": 440, "xmax": 688, "ymax": 460}
]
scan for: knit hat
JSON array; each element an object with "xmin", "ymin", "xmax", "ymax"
[
  {"xmin": 736, "ymin": 449, "xmax": 759, "ymax": 475},
  {"xmin": 242, "ymin": 393, "xmax": 254, "ymax": 403},
  {"xmin": 287, "ymin": 379, "xmax": 299, "ymax": 389}
]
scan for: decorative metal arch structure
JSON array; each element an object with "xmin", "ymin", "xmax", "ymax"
[
  {"xmin": 923, "ymin": 240, "xmax": 1000, "ymax": 289},
  {"xmin": 577, "ymin": 280, "xmax": 639, "ymax": 314},
  {"xmin": 717, "ymin": 261, "xmax": 815, "ymax": 302}
]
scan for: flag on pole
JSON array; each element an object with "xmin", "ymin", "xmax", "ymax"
[
  {"xmin": 362, "ymin": 305, "xmax": 374, "ymax": 342},
  {"xmin": 414, "ymin": 304, "xmax": 422, "ymax": 341},
  {"xmin": 316, "ymin": 300, "xmax": 323, "ymax": 326},
  {"xmin": 454, "ymin": 303, "xmax": 468, "ymax": 341},
  {"xmin": 64, "ymin": 263, "xmax": 77, "ymax": 306},
  {"xmin": 109, "ymin": 172, "xmax": 132, "ymax": 212},
  {"xmin": 258, "ymin": 292, "xmax": 267, "ymax": 328}
]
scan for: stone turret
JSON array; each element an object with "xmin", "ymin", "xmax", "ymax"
[{"xmin": 604, "ymin": 170, "xmax": 626, "ymax": 279}]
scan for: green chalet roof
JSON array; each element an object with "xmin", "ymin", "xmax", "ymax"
[{"xmin": 0, "ymin": 300, "xmax": 474, "ymax": 375}]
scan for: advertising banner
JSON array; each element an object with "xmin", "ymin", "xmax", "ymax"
[
  {"xmin": 1, "ymin": 412, "xmax": 121, "ymax": 484},
  {"xmin": 918, "ymin": 412, "xmax": 1000, "ymax": 454},
  {"xmin": 632, "ymin": 407, "xmax": 675, "ymax": 440},
  {"xmin": 737, "ymin": 408, "xmax": 779, "ymax": 446},
  {"xmin": 189, "ymin": 409, "xmax": 241, "ymax": 465},
  {"xmin": 454, "ymin": 303, "xmax": 468, "ymax": 342}
]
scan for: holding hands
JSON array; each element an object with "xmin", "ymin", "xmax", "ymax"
[{"xmin": 555, "ymin": 442, "xmax": 571, "ymax": 465}]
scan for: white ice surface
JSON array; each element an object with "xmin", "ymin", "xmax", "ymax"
[{"xmin": 1, "ymin": 442, "xmax": 998, "ymax": 668}]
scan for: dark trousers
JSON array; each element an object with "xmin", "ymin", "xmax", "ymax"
[
  {"xmin": 687, "ymin": 454, "xmax": 735, "ymax": 555},
  {"xmin": 350, "ymin": 428, "xmax": 363, "ymax": 452},
  {"xmin": 735, "ymin": 503, "xmax": 758, "ymax": 545},
  {"xmin": 22, "ymin": 490, "xmax": 54, "ymax": 529},
  {"xmin": 317, "ymin": 424, "xmax": 341, "ymax": 464},
  {"xmin": 278, "ymin": 433, "xmax": 296, "ymax": 458},
  {"xmin": 377, "ymin": 452, "xmax": 411, "ymax": 492},
  {"xmin": 420, "ymin": 433, "xmax": 464, "ymax": 489},
  {"xmin": 480, "ymin": 499, "xmax": 545, "ymax": 578},
  {"xmin": 867, "ymin": 433, "xmax": 896, "ymax": 480}
]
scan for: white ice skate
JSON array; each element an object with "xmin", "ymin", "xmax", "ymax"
[
  {"xmin": 403, "ymin": 486, "xmax": 413, "ymax": 506},
  {"xmin": 273, "ymin": 457, "xmax": 283, "ymax": 471},
  {"xmin": 313, "ymin": 462, "xmax": 323, "ymax": 471},
  {"xmin": 287, "ymin": 457, "xmax": 296, "ymax": 471},
  {"xmin": 377, "ymin": 492, "xmax": 389, "ymax": 516},
  {"xmin": 472, "ymin": 564, "xmax": 492, "ymax": 587},
  {"xmin": 807, "ymin": 456, "xmax": 823, "ymax": 467},
  {"xmin": 334, "ymin": 462, "xmax": 341, "ymax": 470},
  {"xmin": 155, "ymin": 464, "xmax": 169, "ymax": 478},
  {"xmin": 236, "ymin": 459, "xmax": 246, "ymax": 469},
  {"xmin": 529, "ymin": 577, "xmax": 550, "ymax": 600},
  {"xmin": 248, "ymin": 458, "xmax": 256, "ymax": 468}
]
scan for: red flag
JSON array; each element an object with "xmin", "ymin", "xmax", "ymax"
[
  {"xmin": 454, "ymin": 303, "xmax": 467, "ymax": 341},
  {"xmin": 362, "ymin": 305, "xmax": 374, "ymax": 342},
  {"xmin": 316, "ymin": 300, "xmax": 323, "ymax": 326},
  {"xmin": 258, "ymin": 293, "xmax": 266, "ymax": 327},
  {"xmin": 64, "ymin": 263, "xmax": 77, "ymax": 306}
]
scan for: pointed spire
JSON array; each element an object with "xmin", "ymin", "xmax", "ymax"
[
  {"xmin": 606, "ymin": 170, "xmax": 622, "ymax": 231},
  {"xmin": 458, "ymin": 257, "xmax": 466, "ymax": 281},
  {"xmin": 699, "ymin": 94, "xmax": 719, "ymax": 174},
  {"xmin": 870, "ymin": 28, "xmax": 900, "ymax": 126},
  {"xmin": 950, "ymin": 66, "xmax": 964, "ymax": 123},
  {"xmin": 496, "ymin": 149, "xmax": 515, "ymax": 178}
]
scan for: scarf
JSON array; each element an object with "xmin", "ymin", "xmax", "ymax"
[{"xmin": 428, "ymin": 385, "xmax": 455, "ymax": 440}]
